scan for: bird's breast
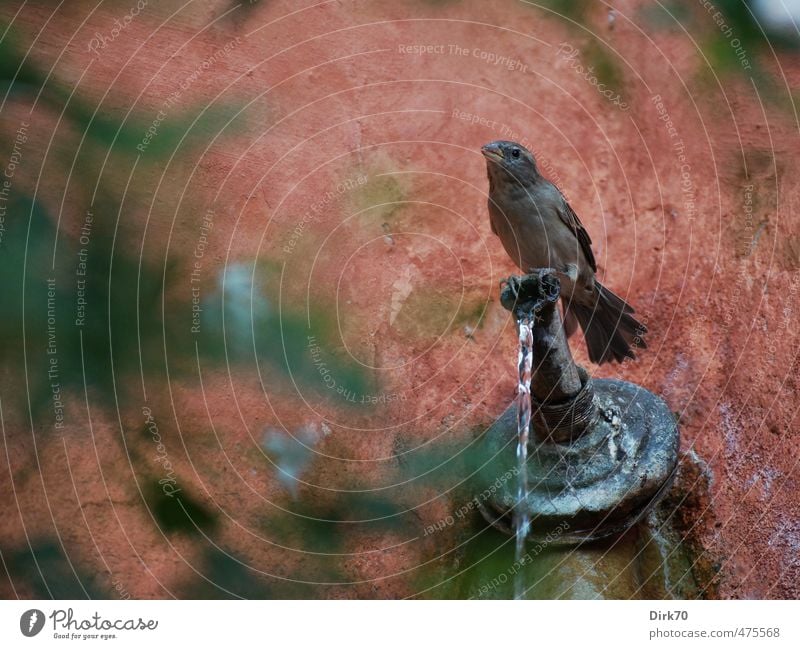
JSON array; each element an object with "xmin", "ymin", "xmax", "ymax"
[{"xmin": 489, "ymin": 194, "xmax": 558, "ymax": 269}]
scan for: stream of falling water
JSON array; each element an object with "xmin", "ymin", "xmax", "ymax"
[{"xmin": 514, "ymin": 314, "xmax": 534, "ymax": 599}]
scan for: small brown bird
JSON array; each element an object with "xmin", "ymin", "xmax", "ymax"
[{"xmin": 481, "ymin": 140, "xmax": 646, "ymax": 364}]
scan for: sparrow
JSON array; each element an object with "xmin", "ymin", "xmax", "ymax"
[{"xmin": 481, "ymin": 140, "xmax": 646, "ymax": 364}]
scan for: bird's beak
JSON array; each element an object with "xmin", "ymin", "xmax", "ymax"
[{"xmin": 481, "ymin": 143, "xmax": 504, "ymax": 163}]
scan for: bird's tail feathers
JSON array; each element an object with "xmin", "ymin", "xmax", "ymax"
[{"xmin": 568, "ymin": 283, "xmax": 647, "ymax": 364}]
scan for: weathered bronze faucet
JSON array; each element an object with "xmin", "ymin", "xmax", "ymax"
[{"xmin": 479, "ymin": 270, "xmax": 679, "ymax": 544}]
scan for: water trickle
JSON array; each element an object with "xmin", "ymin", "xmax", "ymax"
[{"xmin": 514, "ymin": 313, "xmax": 534, "ymax": 599}]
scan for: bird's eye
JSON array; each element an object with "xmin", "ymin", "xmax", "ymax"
[{"xmin": 511, "ymin": 148, "xmax": 521, "ymax": 158}]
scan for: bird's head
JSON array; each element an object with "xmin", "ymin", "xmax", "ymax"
[{"xmin": 481, "ymin": 140, "xmax": 539, "ymax": 185}]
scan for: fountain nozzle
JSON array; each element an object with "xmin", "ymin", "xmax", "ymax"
[
  {"xmin": 478, "ymin": 271, "xmax": 680, "ymax": 544},
  {"xmin": 502, "ymin": 270, "xmax": 596, "ymax": 442}
]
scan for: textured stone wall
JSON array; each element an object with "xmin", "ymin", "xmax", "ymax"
[{"xmin": 0, "ymin": 0, "xmax": 798, "ymax": 599}]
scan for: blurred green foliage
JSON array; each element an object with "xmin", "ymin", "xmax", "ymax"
[
  {"xmin": 0, "ymin": 540, "xmax": 103, "ymax": 598},
  {"xmin": 147, "ymin": 484, "xmax": 219, "ymax": 536},
  {"xmin": 532, "ymin": 0, "xmax": 628, "ymax": 107},
  {"xmin": 0, "ymin": 13, "xmax": 378, "ymax": 600},
  {"xmin": 640, "ymin": 0, "xmax": 799, "ymax": 107},
  {"xmin": 536, "ymin": 0, "xmax": 799, "ymax": 112}
]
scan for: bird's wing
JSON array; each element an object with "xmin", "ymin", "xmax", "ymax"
[
  {"xmin": 487, "ymin": 197, "xmax": 499, "ymax": 235},
  {"xmin": 557, "ymin": 199, "xmax": 596, "ymax": 272}
]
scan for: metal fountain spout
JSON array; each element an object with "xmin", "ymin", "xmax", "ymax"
[{"xmin": 479, "ymin": 270, "xmax": 680, "ymax": 544}]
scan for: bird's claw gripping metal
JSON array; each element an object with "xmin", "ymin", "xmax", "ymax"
[{"xmin": 500, "ymin": 269, "xmax": 560, "ymax": 320}]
